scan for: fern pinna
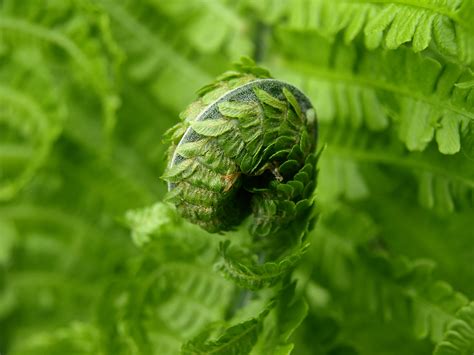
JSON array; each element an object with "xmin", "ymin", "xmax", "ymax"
[{"xmin": 162, "ymin": 58, "xmax": 318, "ymax": 237}]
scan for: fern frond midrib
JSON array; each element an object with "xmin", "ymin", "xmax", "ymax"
[
  {"xmin": 325, "ymin": 143, "xmax": 474, "ymax": 188},
  {"xmin": 346, "ymin": 0, "xmax": 468, "ymax": 29},
  {"xmin": 282, "ymin": 58, "xmax": 474, "ymax": 121}
]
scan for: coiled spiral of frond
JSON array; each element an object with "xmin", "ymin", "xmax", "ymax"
[{"xmin": 163, "ymin": 59, "xmax": 318, "ymax": 237}]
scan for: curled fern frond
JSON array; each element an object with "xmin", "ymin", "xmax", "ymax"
[
  {"xmin": 0, "ymin": 1, "xmax": 122, "ymax": 135},
  {"xmin": 163, "ymin": 59, "xmax": 318, "ymax": 237},
  {"xmin": 0, "ymin": 85, "xmax": 62, "ymax": 200}
]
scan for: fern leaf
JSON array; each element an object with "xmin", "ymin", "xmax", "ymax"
[
  {"xmin": 317, "ymin": 153, "xmax": 370, "ymax": 202},
  {"xmin": 99, "ymin": 0, "xmax": 212, "ymax": 111},
  {"xmin": 182, "ymin": 308, "xmax": 270, "ymax": 355},
  {"xmin": 99, "ymin": 211, "xmax": 237, "ymax": 354},
  {"xmin": 0, "ymin": 17, "xmax": 91, "ymax": 74},
  {"xmin": 317, "ymin": 123, "xmax": 474, "ymax": 210},
  {"xmin": 311, "ymin": 207, "xmax": 470, "ymax": 345},
  {"xmin": 271, "ymin": 0, "xmax": 474, "ymax": 66},
  {"xmin": 0, "ymin": 85, "xmax": 60, "ymax": 200},
  {"xmin": 191, "ymin": 119, "xmax": 236, "ymax": 137},
  {"xmin": 456, "ymin": 80, "xmax": 474, "ymax": 89},
  {"xmin": 273, "ymin": 29, "xmax": 474, "ymax": 154},
  {"xmin": 434, "ymin": 302, "xmax": 474, "ymax": 355},
  {"xmin": 8, "ymin": 322, "xmax": 103, "ymax": 355},
  {"xmin": 156, "ymin": 264, "xmax": 234, "ymax": 339},
  {"xmin": 251, "ymin": 281, "xmax": 309, "ymax": 354},
  {"xmin": 150, "ymin": 0, "xmax": 253, "ymax": 57},
  {"xmin": 217, "ymin": 241, "xmax": 309, "ymax": 291},
  {"xmin": 0, "ymin": 6, "xmax": 121, "ymax": 134}
]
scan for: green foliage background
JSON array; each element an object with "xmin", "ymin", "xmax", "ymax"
[{"xmin": 0, "ymin": 0, "xmax": 473, "ymax": 354}]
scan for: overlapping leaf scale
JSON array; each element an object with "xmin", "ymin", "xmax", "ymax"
[
  {"xmin": 259, "ymin": 0, "xmax": 474, "ymax": 66},
  {"xmin": 215, "ymin": 85, "xmax": 298, "ymax": 176},
  {"xmin": 245, "ymin": 87, "xmax": 317, "ymax": 237},
  {"xmin": 273, "ymin": 29, "xmax": 474, "ymax": 155},
  {"xmin": 164, "ymin": 134, "xmax": 241, "ymax": 230},
  {"xmin": 250, "ymin": 152, "xmax": 318, "ymax": 237},
  {"xmin": 217, "ymin": 100, "xmax": 265, "ymax": 173},
  {"xmin": 189, "ymin": 84, "xmax": 315, "ymax": 237}
]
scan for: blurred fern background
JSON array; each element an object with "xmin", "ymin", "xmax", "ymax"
[{"xmin": 0, "ymin": 0, "xmax": 473, "ymax": 354}]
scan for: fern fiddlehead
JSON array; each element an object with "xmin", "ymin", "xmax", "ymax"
[{"xmin": 163, "ymin": 58, "xmax": 318, "ymax": 237}]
